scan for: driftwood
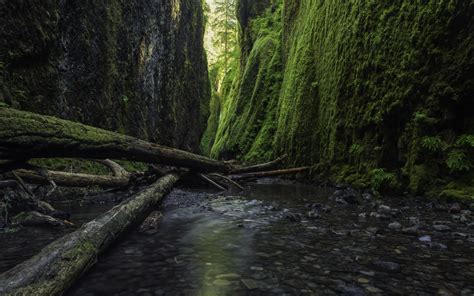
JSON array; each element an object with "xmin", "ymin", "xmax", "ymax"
[
  {"xmin": 0, "ymin": 108, "xmax": 231, "ymax": 173},
  {"xmin": 230, "ymin": 167, "xmax": 311, "ymax": 180},
  {"xmin": 0, "ymin": 173, "xmax": 180, "ymax": 296}
]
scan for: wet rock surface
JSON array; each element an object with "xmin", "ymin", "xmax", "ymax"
[{"xmin": 1, "ymin": 180, "xmax": 473, "ymax": 295}]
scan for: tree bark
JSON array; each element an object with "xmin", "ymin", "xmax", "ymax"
[
  {"xmin": 9, "ymin": 169, "xmax": 131, "ymax": 188},
  {"xmin": 230, "ymin": 155, "xmax": 287, "ymax": 174},
  {"xmin": 0, "ymin": 173, "xmax": 180, "ymax": 296},
  {"xmin": 0, "ymin": 107, "xmax": 231, "ymax": 172}
]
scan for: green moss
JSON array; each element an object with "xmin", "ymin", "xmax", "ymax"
[{"xmin": 207, "ymin": 0, "xmax": 474, "ymax": 196}]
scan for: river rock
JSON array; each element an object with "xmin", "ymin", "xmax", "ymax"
[
  {"xmin": 419, "ymin": 235, "xmax": 432, "ymax": 242},
  {"xmin": 306, "ymin": 209, "xmax": 321, "ymax": 219},
  {"xmin": 216, "ymin": 273, "xmax": 240, "ymax": 280},
  {"xmin": 449, "ymin": 203, "xmax": 461, "ymax": 214},
  {"xmin": 433, "ymin": 224, "xmax": 451, "ymax": 232},
  {"xmin": 362, "ymin": 193, "xmax": 372, "ymax": 201},
  {"xmin": 138, "ymin": 211, "xmax": 163, "ymax": 234},
  {"xmin": 213, "ymin": 279, "xmax": 231, "ymax": 287},
  {"xmin": 388, "ymin": 222, "xmax": 402, "ymax": 230},
  {"xmin": 373, "ymin": 260, "xmax": 401, "ymax": 272},
  {"xmin": 401, "ymin": 226, "xmax": 419, "ymax": 236},
  {"xmin": 241, "ymin": 279, "xmax": 259, "ymax": 290},
  {"xmin": 378, "ymin": 205, "xmax": 391, "ymax": 214},
  {"xmin": 285, "ymin": 213, "xmax": 302, "ymax": 222},
  {"xmin": 408, "ymin": 216, "xmax": 420, "ymax": 226}
]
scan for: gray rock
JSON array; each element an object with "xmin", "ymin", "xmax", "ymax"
[
  {"xmin": 373, "ymin": 260, "xmax": 401, "ymax": 272},
  {"xmin": 306, "ymin": 209, "xmax": 321, "ymax": 219},
  {"xmin": 408, "ymin": 216, "xmax": 420, "ymax": 226},
  {"xmin": 401, "ymin": 226, "xmax": 419, "ymax": 236},
  {"xmin": 285, "ymin": 213, "xmax": 302, "ymax": 222},
  {"xmin": 138, "ymin": 211, "xmax": 163, "ymax": 234},
  {"xmin": 418, "ymin": 235, "xmax": 432, "ymax": 242},
  {"xmin": 388, "ymin": 222, "xmax": 402, "ymax": 230},
  {"xmin": 449, "ymin": 203, "xmax": 462, "ymax": 213},
  {"xmin": 378, "ymin": 205, "xmax": 391, "ymax": 214},
  {"xmin": 433, "ymin": 224, "xmax": 451, "ymax": 232},
  {"xmin": 241, "ymin": 279, "xmax": 259, "ymax": 290}
]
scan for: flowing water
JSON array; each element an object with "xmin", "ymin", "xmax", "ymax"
[{"xmin": 1, "ymin": 180, "xmax": 473, "ymax": 295}]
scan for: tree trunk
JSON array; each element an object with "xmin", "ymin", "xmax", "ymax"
[
  {"xmin": 0, "ymin": 107, "xmax": 231, "ymax": 172},
  {"xmin": 0, "ymin": 173, "xmax": 180, "ymax": 296},
  {"xmin": 9, "ymin": 169, "xmax": 131, "ymax": 188}
]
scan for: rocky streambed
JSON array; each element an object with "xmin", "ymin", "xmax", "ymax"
[{"xmin": 1, "ymin": 179, "xmax": 473, "ymax": 295}]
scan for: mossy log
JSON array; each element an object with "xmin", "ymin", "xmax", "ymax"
[
  {"xmin": 9, "ymin": 169, "xmax": 131, "ymax": 188},
  {"xmin": 0, "ymin": 108, "xmax": 231, "ymax": 172},
  {"xmin": 0, "ymin": 173, "xmax": 180, "ymax": 296}
]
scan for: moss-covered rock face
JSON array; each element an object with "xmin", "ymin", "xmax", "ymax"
[
  {"xmin": 0, "ymin": 0, "xmax": 210, "ymax": 152},
  {"xmin": 209, "ymin": 0, "xmax": 474, "ymax": 197}
]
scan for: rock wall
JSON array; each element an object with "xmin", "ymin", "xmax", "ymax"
[
  {"xmin": 0, "ymin": 0, "xmax": 210, "ymax": 151},
  {"xmin": 208, "ymin": 0, "xmax": 474, "ymax": 198}
]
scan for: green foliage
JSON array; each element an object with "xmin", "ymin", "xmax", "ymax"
[
  {"xmin": 456, "ymin": 134, "xmax": 474, "ymax": 148},
  {"xmin": 370, "ymin": 169, "xmax": 399, "ymax": 192},
  {"xmin": 446, "ymin": 150, "xmax": 471, "ymax": 171},
  {"xmin": 420, "ymin": 136, "xmax": 445, "ymax": 152},
  {"xmin": 349, "ymin": 144, "xmax": 363, "ymax": 156},
  {"xmin": 206, "ymin": 0, "xmax": 474, "ymax": 196}
]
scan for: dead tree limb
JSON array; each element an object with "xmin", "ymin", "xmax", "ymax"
[
  {"xmin": 230, "ymin": 167, "xmax": 311, "ymax": 180},
  {"xmin": 0, "ymin": 173, "xmax": 180, "ymax": 296},
  {"xmin": 198, "ymin": 173, "xmax": 227, "ymax": 191},
  {"xmin": 0, "ymin": 108, "xmax": 231, "ymax": 172},
  {"xmin": 94, "ymin": 159, "xmax": 130, "ymax": 177},
  {"xmin": 230, "ymin": 155, "xmax": 287, "ymax": 174},
  {"xmin": 209, "ymin": 173, "xmax": 245, "ymax": 190}
]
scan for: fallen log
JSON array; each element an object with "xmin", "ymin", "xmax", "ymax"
[
  {"xmin": 0, "ymin": 173, "xmax": 180, "ymax": 296},
  {"xmin": 230, "ymin": 167, "xmax": 311, "ymax": 180},
  {"xmin": 9, "ymin": 169, "xmax": 131, "ymax": 188},
  {"xmin": 94, "ymin": 159, "xmax": 130, "ymax": 177},
  {"xmin": 0, "ymin": 107, "xmax": 231, "ymax": 172},
  {"xmin": 230, "ymin": 155, "xmax": 287, "ymax": 174}
]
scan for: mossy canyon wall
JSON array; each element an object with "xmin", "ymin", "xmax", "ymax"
[
  {"xmin": 205, "ymin": 0, "xmax": 474, "ymax": 198},
  {"xmin": 0, "ymin": 0, "xmax": 210, "ymax": 151}
]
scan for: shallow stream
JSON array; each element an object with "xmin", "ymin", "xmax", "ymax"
[{"xmin": 1, "ymin": 180, "xmax": 473, "ymax": 295}]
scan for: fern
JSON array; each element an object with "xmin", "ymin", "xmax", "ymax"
[
  {"xmin": 455, "ymin": 134, "xmax": 474, "ymax": 148},
  {"xmin": 446, "ymin": 150, "xmax": 471, "ymax": 171},
  {"xmin": 370, "ymin": 168, "xmax": 398, "ymax": 191},
  {"xmin": 349, "ymin": 144, "xmax": 363, "ymax": 155},
  {"xmin": 421, "ymin": 136, "xmax": 444, "ymax": 152}
]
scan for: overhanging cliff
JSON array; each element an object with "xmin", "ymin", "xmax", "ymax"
[{"xmin": 0, "ymin": 0, "xmax": 210, "ymax": 151}]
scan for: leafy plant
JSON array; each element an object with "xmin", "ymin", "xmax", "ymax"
[
  {"xmin": 456, "ymin": 134, "xmax": 474, "ymax": 148},
  {"xmin": 370, "ymin": 168, "xmax": 399, "ymax": 191},
  {"xmin": 421, "ymin": 136, "xmax": 445, "ymax": 152},
  {"xmin": 446, "ymin": 149, "xmax": 471, "ymax": 171}
]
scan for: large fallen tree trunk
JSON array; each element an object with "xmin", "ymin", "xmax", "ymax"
[
  {"xmin": 0, "ymin": 173, "xmax": 180, "ymax": 296},
  {"xmin": 0, "ymin": 107, "xmax": 231, "ymax": 172}
]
